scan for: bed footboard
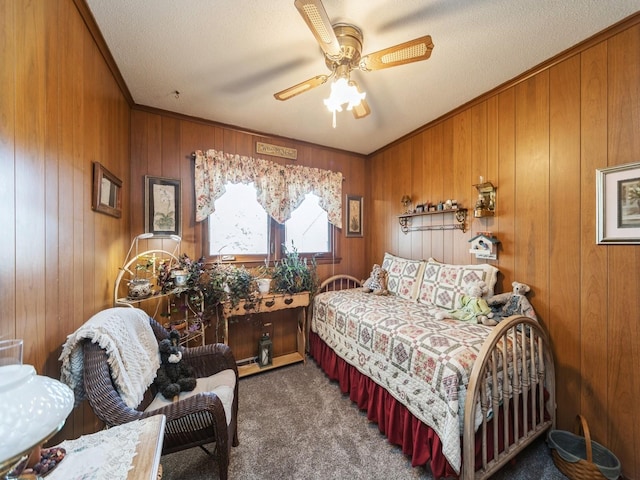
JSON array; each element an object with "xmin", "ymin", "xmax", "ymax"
[{"xmin": 462, "ymin": 315, "xmax": 556, "ymax": 480}]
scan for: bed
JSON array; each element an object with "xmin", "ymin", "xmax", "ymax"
[{"xmin": 309, "ymin": 255, "xmax": 556, "ymax": 479}]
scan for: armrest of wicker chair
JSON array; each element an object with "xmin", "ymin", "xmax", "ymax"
[{"xmin": 182, "ymin": 343, "xmax": 238, "ymax": 378}]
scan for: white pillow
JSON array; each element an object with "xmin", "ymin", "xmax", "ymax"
[
  {"xmin": 416, "ymin": 258, "xmax": 499, "ymax": 310},
  {"xmin": 380, "ymin": 252, "xmax": 426, "ymax": 301}
]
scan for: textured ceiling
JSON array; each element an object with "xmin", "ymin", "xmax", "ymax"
[{"xmin": 85, "ymin": 0, "xmax": 640, "ymax": 155}]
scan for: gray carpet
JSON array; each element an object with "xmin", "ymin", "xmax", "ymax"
[{"xmin": 160, "ymin": 360, "xmax": 567, "ymax": 479}]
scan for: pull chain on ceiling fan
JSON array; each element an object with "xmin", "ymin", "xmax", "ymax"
[{"xmin": 274, "ymin": 0, "xmax": 434, "ymax": 127}]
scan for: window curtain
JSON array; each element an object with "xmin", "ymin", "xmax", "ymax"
[{"xmin": 194, "ymin": 149, "xmax": 343, "ymax": 228}]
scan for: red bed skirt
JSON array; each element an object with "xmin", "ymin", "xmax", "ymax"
[{"xmin": 309, "ymin": 331, "xmax": 459, "ymax": 478}]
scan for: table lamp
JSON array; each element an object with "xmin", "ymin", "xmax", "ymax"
[{"xmin": 0, "ymin": 340, "xmax": 74, "ymax": 478}]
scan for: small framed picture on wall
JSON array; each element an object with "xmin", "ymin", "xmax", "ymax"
[
  {"xmin": 145, "ymin": 176, "xmax": 181, "ymax": 237},
  {"xmin": 596, "ymin": 161, "xmax": 640, "ymax": 244},
  {"xmin": 92, "ymin": 162, "xmax": 122, "ymax": 218},
  {"xmin": 345, "ymin": 195, "xmax": 363, "ymax": 237}
]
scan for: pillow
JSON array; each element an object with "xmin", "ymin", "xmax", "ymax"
[
  {"xmin": 416, "ymin": 258, "xmax": 499, "ymax": 309},
  {"xmin": 380, "ymin": 252, "xmax": 426, "ymax": 301}
]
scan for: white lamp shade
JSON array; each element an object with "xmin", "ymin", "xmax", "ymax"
[{"xmin": 0, "ymin": 365, "xmax": 74, "ymax": 469}]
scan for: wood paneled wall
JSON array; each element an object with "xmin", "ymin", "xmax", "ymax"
[
  {"xmin": 3, "ymin": 1, "xmax": 639, "ymax": 477},
  {"xmin": 129, "ymin": 108, "xmax": 368, "ymax": 284},
  {"xmin": 0, "ymin": 0, "xmax": 131, "ymax": 440},
  {"xmin": 367, "ymin": 17, "xmax": 640, "ymax": 478}
]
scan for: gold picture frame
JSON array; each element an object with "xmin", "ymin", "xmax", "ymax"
[
  {"xmin": 92, "ymin": 162, "xmax": 122, "ymax": 218},
  {"xmin": 596, "ymin": 161, "xmax": 640, "ymax": 244},
  {"xmin": 345, "ymin": 195, "xmax": 363, "ymax": 237}
]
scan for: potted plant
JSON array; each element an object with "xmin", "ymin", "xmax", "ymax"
[
  {"xmin": 272, "ymin": 244, "xmax": 318, "ymax": 295},
  {"xmin": 255, "ymin": 259, "xmax": 273, "ymax": 294},
  {"xmin": 157, "ymin": 254, "xmax": 205, "ymax": 294},
  {"xmin": 224, "ymin": 265, "xmax": 260, "ymax": 309},
  {"xmin": 127, "ymin": 255, "xmax": 155, "ymax": 299}
]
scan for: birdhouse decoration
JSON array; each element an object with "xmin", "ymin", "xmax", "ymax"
[{"xmin": 469, "ymin": 232, "xmax": 500, "ymax": 260}]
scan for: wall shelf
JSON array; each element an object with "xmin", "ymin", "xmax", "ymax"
[{"xmin": 398, "ymin": 208, "xmax": 467, "ymax": 234}]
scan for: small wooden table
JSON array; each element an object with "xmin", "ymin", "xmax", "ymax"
[
  {"xmin": 128, "ymin": 415, "xmax": 165, "ymax": 480},
  {"xmin": 222, "ymin": 292, "xmax": 310, "ymax": 377},
  {"xmin": 46, "ymin": 415, "xmax": 165, "ymax": 480}
]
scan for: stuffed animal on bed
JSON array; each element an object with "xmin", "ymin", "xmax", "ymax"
[
  {"xmin": 154, "ymin": 330, "xmax": 197, "ymax": 400},
  {"xmin": 435, "ymin": 280, "xmax": 495, "ymax": 324},
  {"xmin": 361, "ymin": 264, "xmax": 389, "ymax": 295},
  {"xmin": 487, "ymin": 281, "xmax": 537, "ymax": 323}
]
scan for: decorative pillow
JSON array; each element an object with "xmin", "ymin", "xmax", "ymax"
[
  {"xmin": 380, "ymin": 253, "xmax": 426, "ymax": 301},
  {"xmin": 416, "ymin": 258, "xmax": 499, "ymax": 310}
]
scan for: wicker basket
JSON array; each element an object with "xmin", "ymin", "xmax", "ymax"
[{"xmin": 548, "ymin": 415, "xmax": 621, "ymax": 480}]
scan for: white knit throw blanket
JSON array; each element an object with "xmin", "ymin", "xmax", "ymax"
[{"xmin": 59, "ymin": 308, "xmax": 161, "ymax": 409}]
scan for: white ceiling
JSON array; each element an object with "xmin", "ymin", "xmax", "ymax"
[{"xmin": 85, "ymin": 0, "xmax": 640, "ymax": 155}]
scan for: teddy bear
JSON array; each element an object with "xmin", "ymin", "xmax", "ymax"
[
  {"xmin": 486, "ymin": 281, "xmax": 537, "ymax": 323},
  {"xmin": 154, "ymin": 330, "xmax": 197, "ymax": 400},
  {"xmin": 435, "ymin": 280, "xmax": 495, "ymax": 325},
  {"xmin": 361, "ymin": 264, "xmax": 389, "ymax": 295}
]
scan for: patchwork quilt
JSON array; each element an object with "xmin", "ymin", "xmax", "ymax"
[{"xmin": 312, "ymin": 288, "xmax": 495, "ymax": 472}]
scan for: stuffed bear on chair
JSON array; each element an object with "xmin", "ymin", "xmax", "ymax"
[{"xmin": 154, "ymin": 330, "xmax": 197, "ymax": 400}]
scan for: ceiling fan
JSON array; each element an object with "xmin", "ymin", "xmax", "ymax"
[{"xmin": 274, "ymin": 0, "xmax": 435, "ymax": 123}]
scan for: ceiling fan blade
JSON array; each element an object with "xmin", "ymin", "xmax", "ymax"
[
  {"xmin": 274, "ymin": 74, "xmax": 329, "ymax": 101},
  {"xmin": 294, "ymin": 0, "xmax": 342, "ymax": 59},
  {"xmin": 360, "ymin": 35, "xmax": 434, "ymax": 71}
]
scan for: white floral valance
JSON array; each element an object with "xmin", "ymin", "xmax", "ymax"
[{"xmin": 194, "ymin": 149, "xmax": 343, "ymax": 228}]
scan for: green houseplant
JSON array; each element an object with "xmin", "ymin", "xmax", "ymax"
[{"xmin": 272, "ymin": 244, "xmax": 318, "ymax": 295}]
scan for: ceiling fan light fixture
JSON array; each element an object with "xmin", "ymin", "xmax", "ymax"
[{"xmin": 323, "ymin": 76, "xmax": 366, "ymax": 128}]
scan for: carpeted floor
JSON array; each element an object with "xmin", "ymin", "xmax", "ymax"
[{"xmin": 160, "ymin": 360, "xmax": 568, "ymax": 479}]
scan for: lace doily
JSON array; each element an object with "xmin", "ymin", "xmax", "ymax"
[{"xmin": 48, "ymin": 418, "xmax": 146, "ymax": 480}]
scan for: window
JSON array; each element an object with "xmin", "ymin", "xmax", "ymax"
[
  {"xmin": 208, "ymin": 183, "xmax": 269, "ymax": 258},
  {"xmin": 206, "ymin": 183, "xmax": 337, "ymax": 263},
  {"xmin": 285, "ymin": 194, "xmax": 329, "ymax": 253}
]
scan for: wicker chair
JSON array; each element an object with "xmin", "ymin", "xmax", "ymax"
[{"xmin": 82, "ymin": 317, "xmax": 239, "ymax": 480}]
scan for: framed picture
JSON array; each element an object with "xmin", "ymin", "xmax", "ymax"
[
  {"xmin": 596, "ymin": 162, "xmax": 640, "ymax": 244},
  {"xmin": 92, "ymin": 162, "xmax": 122, "ymax": 218},
  {"xmin": 145, "ymin": 176, "xmax": 181, "ymax": 237},
  {"xmin": 345, "ymin": 195, "xmax": 363, "ymax": 237}
]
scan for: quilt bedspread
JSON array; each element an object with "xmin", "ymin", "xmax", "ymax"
[{"xmin": 312, "ymin": 289, "xmax": 494, "ymax": 472}]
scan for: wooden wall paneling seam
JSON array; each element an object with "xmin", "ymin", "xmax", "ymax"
[
  {"xmin": 471, "ymin": 102, "xmax": 489, "ymax": 259},
  {"xmin": 496, "ymin": 89, "xmax": 516, "ymax": 290},
  {"xmin": 15, "ymin": 0, "xmax": 47, "ymax": 367},
  {"xmin": 397, "ymin": 141, "xmax": 412, "ymax": 259},
  {"xmin": 548, "ymin": 55, "xmax": 582, "ymax": 431},
  {"xmin": 44, "ymin": 0, "xmax": 62, "ymax": 379},
  {"xmin": 450, "ymin": 111, "xmax": 470, "ymax": 263},
  {"xmin": 483, "ymin": 96, "xmax": 499, "ymax": 267},
  {"xmin": 0, "ymin": 0, "xmax": 17, "ymax": 342},
  {"xmin": 410, "ymin": 134, "xmax": 424, "ymax": 261},
  {"xmin": 579, "ymin": 39, "xmax": 609, "ymax": 450}
]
